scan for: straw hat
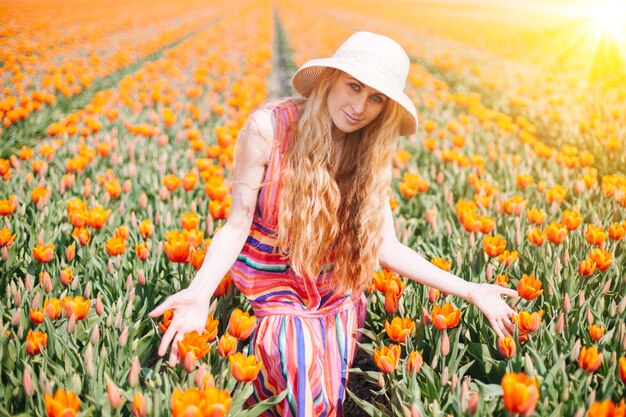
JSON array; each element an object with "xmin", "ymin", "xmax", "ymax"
[{"xmin": 291, "ymin": 31, "xmax": 418, "ymax": 136}]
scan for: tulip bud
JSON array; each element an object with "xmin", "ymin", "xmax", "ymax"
[
  {"xmin": 194, "ymin": 364, "xmax": 207, "ymax": 387},
  {"xmin": 578, "ymin": 291, "xmax": 585, "ymax": 307},
  {"xmin": 23, "ymin": 368, "xmax": 35, "ymax": 397},
  {"xmin": 67, "ymin": 314, "xmax": 76, "ymax": 333},
  {"xmin": 570, "ymin": 339, "xmax": 581, "ymax": 362},
  {"xmin": 441, "ymin": 366, "xmax": 449, "ymax": 385},
  {"xmin": 12, "ymin": 308, "xmax": 21, "ymax": 326},
  {"xmin": 85, "ymin": 343, "xmax": 95, "ymax": 378},
  {"xmin": 139, "ymin": 193, "xmax": 148, "ymax": 209},
  {"xmin": 377, "ymin": 372, "xmax": 385, "ymax": 388},
  {"xmin": 137, "ymin": 270, "xmax": 146, "ymax": 286},
  {"xmin": 13, "ymin": 288, "xmax": 21, "ymax": 306},
  {"xmin": 91, "ymin": 325, "xmax": 100, "ymax": 345},
  {"xmin": 32, "ymin": 292, "xmax": 41, "ymax": 309},
  {"xmin": 106, "ymin": 381, "xmax": 123, "ymax": 409},
  {"xmin": 440, "ymin": 331, "xmax": 450, "ymax": 356},
  {"xmin": 563, "ymin": 293, "xmax": 571, "ymax": 314},
  {"xmin": 96, "ymin": 296, "xmax": 104, "ymax": 316},
  {"xmin": 450, "ymin": 373, "xmax": 458, "ymax": 390},
  {"xmin": 467, "ymin": 391, "xmax": 479, "ymax": 415},
  {"xmin": 524, "ymin": 353, "xmax": 535, "ymax": 376},
  {"xmin": 586, "ymin": 390, "xmax": 596, "ymax": 409},
  {"xmin": 618, "ymin": 296, "xmax": 626, "ymax": 314},
  {"xmin": 602, "ymin": 278, "xmax": 612, "ymax": 294},
  {"xmin": 128, "ymin": 356, "xmax": 141, "ymax": 387},
  {"xmin": 485, "ymin": 263, "xmax": 493, "ymax": 281},
  {"xmin": 180, "ymin": 350, "xmax": 195, "ymax": 372},
  {"xmin": 444, "ymin": 220, "xmax": 452, "ymax": 236},
  {"xmin": 469, "ymin": 232, "xmax": 475, "ymax": 248},
  {"xmin": 555, "ymin": 313, "xmax": 565, "ymax": 334},
  {"xmin": 84, "ymin": 281, "xmax": 92, "ymax": 299},
  {"xmin": 586, "ymin": 308, "xmax": 593, "ymax": 325},
  {"xmin": 25, "ymin": 274, "xmax": 33, "ymax": 291},
  {"xmin": 107, "ymin": 259, "xmax": 114, "ymax": 274},
  {"xmin": 118, "ymin": 326, "xmax": 129, "ymax": 347},
  {"xmin": 421, "ymin": 307, "xmax": 431, "ymax": 325},
  {"xmin": 42, "ymin": 272, "xmax": 52, "ymax": 293}
]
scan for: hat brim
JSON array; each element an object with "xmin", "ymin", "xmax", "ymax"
[{"xmin": 291, "ymin": 57, "xmax": 418, "ymax": 137}]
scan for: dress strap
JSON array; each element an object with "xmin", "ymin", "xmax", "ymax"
[{"xmin": 256, "ymin": 100, "xmax": 299, "ymax": 225}]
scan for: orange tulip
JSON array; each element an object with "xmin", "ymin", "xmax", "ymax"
[
  {"xmin": 515, "ymin": 310, "xmax": 543, "ymax": 333},
  {"xmin": 431, "ymin": 257, "xmax": 451, "ymax": 272},
  {"xmin": 478, "ymin": 215, "xmax": 496, "ymax": 235},
  {"xmin": 384, "ymin": 317, "xmax": 415, "ymax": 343},
  {"xmin": 0, "ymin": 227, "xmax": 16, "ymax": 247},
  {"xmin": 608, "ymin": 222, "xmax": 625, "ymax": 240},
  {"xmin": 516, "ymin": 274, "xmax": 542, "ymax": 301},
  {"xmin": 164, "ymin": 230, "xmax": 191, "ymax": 263},
  {"xmin": 177, "ymin": 331, "xmax": 212, "ymax": 361},
  {"xmin": 589, "ymin": 248, "xmax": 613, "ymax": 271},
  {"xmin": 406, "ymin": 351, "xmax": 423, "ymax": 374},
  {"xmin": 526, "ymin": 207, "xmax": 547, "ymax": 226},
  {"xmin": 158, "ymin": 309, "xmax": 174, "ymax": 333},
  {"xmin": 203, "ymin": 387, "xmax": 232, "ymax": 417},
  {"xmin": 30, "ymin": 308, "xmax": 45, "ymax": 324},
  {"xmin": 44, "ymin": 298, "xmax": 63, "ymax": 320},
  {"xmin": 87, "ymin": 206, "xmax": 111, "ymax": 229},
  {"xmin": 218, "ymin": 332, "xmax": 238, "ymax": 357},
  {"xmin": 384, "ymin": 292, "xmax": 400, "ymax": 315},
  {"xmin": 546, "ymin": 222, "xmax": 567, "ymax": 245},
  {"xmin": 31, "ymin": 186, "xmax": 50, "ymax": 204},
  {"xmin": 526, "ymin": 227, "xmax": 547, "ymax": 246},
  {"xmin": 209, "ymin": 198, "xmax": 231, "ymax": 220},
  {"xmin": 72, "ymin": 227, "xmax": 91, "ymax": 246},
  {"xmin": 25, "ymin": 329, "xmax": 47, "ymax": 355},
  {"xmin": 589, "ymin": 324, "xmax": 605, "ymax": 341},
  {"xmin": 63, "ymin": 296, "xmax": 91, "ymax": 320},
  {"xmin": 515, "ymin": 174, "xmax": 534, "ymax": 190},
  {"xmin": 496, "ymin": 274, "xmax": 509, "ymax": 288},
  {"xmin": 561, "ymin": 209, "xmax": 582, "ymax": 231},
  {"xmin": 190, "ymin": 248, "xmax": 206, "ymax": 270},
  {"xmin": 139, "ymin": 219, "xmax": 154, "ymax": 238},
  {"xmin": 578, "ymin": 345, "xmax": 602, "ymax": 373},
  {"xmin": 106, "ymin": 236, "xmax": 126, "ymax": 256},
  {"xmin": 483, "ymin": 234, "xmax": 506, "ymax": 257},
  {"xmin": 501, "ymin": 372, "xmax": 539, "ymax": 416},
  {"xmin": 213, "ymin": 273, "xmax": 233, "ymax": 297},
  {"xmin": 32, "ymin": 242, "xmax": 54, "ymax": 263},
  {"xmin": 501, "ymin": 196, "xmax": 527, "ymax": 216},
  {"xmin": 498, "ymin": 336, "xmax": 516, "ymax": 359},
  {"xmin": 45, "ymin": 389, "xmax": 80, "ymax": 417},
  {"xmin": 205, "ymin": 315, "xmax": 219, "ymax": 342},
  {"xmin": 619, "ymin": 357, "xmax": 626, "ymax": 384},
  {"xmin": 374, "ymin": 344, "xmax": 401, "ymax": 373},
  {"xmin": 114, "ymin": 225, "xmax": 129, "ymax": 240},
  {"xmin": 131, "ymin": 392, "xmax": 147, "ymax": 417},
  {"xmin": 587, "ymin": 400, "xmax": 615, "ymax": 417},
  {"xmin": 498, "ymin": 250, "xmax": 518, "ymax": 267},
  {"xmin": 431, "ymin": 303, "xmax": 462, "ymax": 330},
  {"xmin": 171, "ymin": 388, "xmax": 206, "ymax": 417},
  {"xmin": 585, "ymin": 224, "xmax": 608, "ymax": 246},
  {"xmin": 162, "ymin": 174, "xmax": 180, "ymax": 191},
  {"xmin": 229, "ymin": 352, "xmax": 262, "ymax": 382},
  {"xmin": 578, "ymin": 258, "xmax": 597, "ymax": 277},
  {"xmin": 227, "ymin": 308, "xmax": 257, "ymax": 340},
  {"xmin": 135, "ymin": 242, "xmax": 150, "ymax": 260},
  {"xmin": 181, "ymin": 212, "xmax": 201, "ymax": 230},
  {"xmin": 0, "ymin": 195, "xmax": 18, "ymax": 216}
]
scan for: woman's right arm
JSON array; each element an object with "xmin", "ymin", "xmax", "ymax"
[{"xmin": 148, "ymin": 108, "xmax": 275, "ymax": 366}]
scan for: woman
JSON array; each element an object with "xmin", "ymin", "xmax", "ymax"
[{"xmin": 149, "ymin": 31, "xmax": 518, "ymax": 416}]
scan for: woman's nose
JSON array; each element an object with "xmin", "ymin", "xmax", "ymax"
[{"xmin": 352, "ymin": 94, "xmax": 367, "ymax": 114}]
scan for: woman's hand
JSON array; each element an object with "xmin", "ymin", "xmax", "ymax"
[
  {"xmin": 467, "ymin": 282, "xmax": 518, "ymax": 339},
  {"xmin": 148, "ymin": 288, "xmax": 211, "ymax": 367}
]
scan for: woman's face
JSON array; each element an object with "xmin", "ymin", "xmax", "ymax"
[{"xmin": 326, "ymin": 71, "xmax": 388, "ymax": 138}]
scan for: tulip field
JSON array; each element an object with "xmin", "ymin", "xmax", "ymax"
[{"xmin": 1, "ymin": 0, "xmax": 625, "ymax": 416}]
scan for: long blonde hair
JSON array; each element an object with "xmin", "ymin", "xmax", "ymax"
[{"xmin": 275, "ymin": 68, "xmax": 404, "ymax": 294}]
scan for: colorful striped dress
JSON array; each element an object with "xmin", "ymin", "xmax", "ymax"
[{"xmin": 229, "ymin": 99, "xmax": 368, "ymax": 417}]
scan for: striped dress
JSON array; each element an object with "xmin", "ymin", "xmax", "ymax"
[{"xmin": 229, "ymin": 99, "xmax": 368, "ymax": 417}]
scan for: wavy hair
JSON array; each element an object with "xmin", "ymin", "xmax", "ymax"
[{"xmin": 275, "ymin": 68, "xmax": 404, "ymax": 294}]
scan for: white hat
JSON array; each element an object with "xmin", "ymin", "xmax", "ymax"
[{"xmin": 291, "ymin": 31, "xmax": 418, "ymax": 136}]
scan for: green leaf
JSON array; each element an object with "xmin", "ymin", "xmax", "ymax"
[
  {"xmin": 232, "ymin": 388, "xmax": 288, "ymax": 417},
  {"xmin": 345, "ymin": 387, "xmax": 391, "ymax": 417}
]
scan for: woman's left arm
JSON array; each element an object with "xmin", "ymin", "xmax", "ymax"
[{"xmin": 377, "ymin": 200, "xmax": 518, "ymax": 339}]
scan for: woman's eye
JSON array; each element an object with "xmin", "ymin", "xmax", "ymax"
[
  {"xmin": 371, "ymin": 95, "xmax": 383, "ymax": 103},
  {"xmin": 349, "ymin": 83, "xmax": 360, "ymax": 91}
]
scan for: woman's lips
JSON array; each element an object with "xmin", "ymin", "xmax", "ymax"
[{"xmin": 343, "ymin": 109, "xmax": 361, "ymax": 124}]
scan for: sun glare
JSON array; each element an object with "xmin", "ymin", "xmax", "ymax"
[{"xmin": 586, "ymin": 0, "xmax": 626, "ymax": 40}]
